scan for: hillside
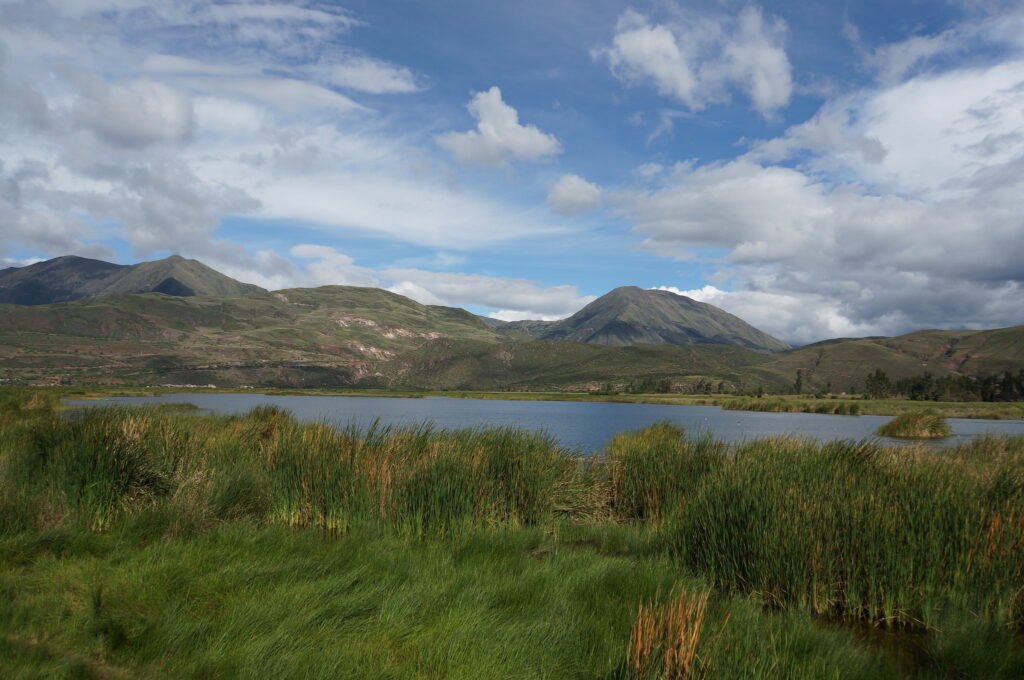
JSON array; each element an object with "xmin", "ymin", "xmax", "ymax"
[
  {"xmin": 493, "ymin": 287, "xmax": 790, "ymax": 352},
  {"xmin": 0, "ymin": 255, "xmax": 264, "ymax": 305},
  {"xmin": 383, "ymin": 338, "xmax": 772, "ymax": 391},
  {"xmin": 0, "ymin": 286, "xmax": 505, "ymax": 387},
  {"xmin": 753, "ymin": 326, "xmax": 1024, "ymax": 392}
]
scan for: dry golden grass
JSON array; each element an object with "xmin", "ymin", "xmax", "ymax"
[{"xmin": 627, "ymin": 587, "xmax": 713, "ymax": 679}]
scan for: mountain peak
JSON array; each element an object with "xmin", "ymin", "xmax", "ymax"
[{"xmin": 511, "ymin": 285, "xmax": 788, "ymax": 352}]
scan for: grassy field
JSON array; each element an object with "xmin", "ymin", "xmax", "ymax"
[{"xmin": 3, "ymin": 388, "xmax": 1024, "ymax": 678}]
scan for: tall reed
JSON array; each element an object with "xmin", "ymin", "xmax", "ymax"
[
  {"xmin": 607, "ymin": 422, "xmax": 725, "ymax": 522},
  {"xmin": 1, "ymin": 401, "xmax": 572, "ymax": 536}
]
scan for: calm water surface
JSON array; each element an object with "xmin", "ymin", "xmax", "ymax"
[{"xmin": 71, "ymin": 393, "xmax": 1024, "ymax": 454}]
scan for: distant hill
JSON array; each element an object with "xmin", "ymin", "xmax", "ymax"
[
  {"xmin": 751, "ymin": 326, "xmax": 1024, "ymax": 393},
  {"xmin": 0, "ymin": 285, "xmax": 507, "ymax": 387},
  {"xmin": 491, "ymin": 287, "xmax": 789, "ymax": 352},
  {"xmin": 0, "ymin": 255, "xmax": 264, "ymax": 305}
]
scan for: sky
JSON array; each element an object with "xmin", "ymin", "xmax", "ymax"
[{"xmin": 1, "ymin": 0, "xmax": 1023, "ymax": 345}]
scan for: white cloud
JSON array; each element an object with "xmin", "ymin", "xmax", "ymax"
[
  {"xmin": 488, "ymin": 310, "xmax": 568, "ymax": 322},
  {"xmin": 177, "ymin": 74, "xmax": 366, "ymax": 114},
  {"xmin": 653, "ymin": 286, "xmax": 885, "ymax": 346},
  {"xmin": 290, "ymin": 244, "xmax": 379, "ymax": 287},
  {"xmin": 621, "ymin": 152, "xmax": 1024, "ymax": 341},
  {"xmin": 74, "ymin": 77, "xmax": 195, "ymax": 148},
  {"xmin": 546, "ymin": 174, "xmax": 602, "ymax": 215},
  {"xmin": 383, "ymin": 269, "xmax": 594, "ymax": 318},
  {"xmin": 594, "ymin": 6, "xmax": 793, "ymax": 116},
  {"xmin": 617, "ymin": 8, "xmax": 1024, "ymax": 342},
  {"xmin": 436, "ymin": 86, "xmax": 561, "ymax": 166},
  {"xmin": 315, "ymin": 55, "xmax": 421, "ymax": 94},
  {"xmin": 0, "ymin": 1, "xmax": 567, "ymax": 264},
  {"xmin": 634, "ymin": 162, "xmax": 665, "ymax": 179}
]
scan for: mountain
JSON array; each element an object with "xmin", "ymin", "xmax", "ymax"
[
  {"xmin": 384, "ymin": 338, "xmax": 773, "ymax": 391},
  {"xmin": 493, "ymin": 287, "xmax": 789, "ymax": 352},
  {"xmin": 2, "ymin": 255, "xmax": 1022, "ymax": 391},
  {"xmin": 0, "ymin": 285, "xmax": 506, "ymax": 387},
  {"xmin": 0, "ymin": 255, "xmax": 264, "ymax": 305}
]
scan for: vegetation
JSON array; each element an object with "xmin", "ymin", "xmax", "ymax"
[
  {"xmin": 866, "ymin": 368, "xmax": 1024, "ymax": 402},
  {"xmin": 876, "ymin": 411, "xmax": 953, "ymax": 439},
  {"xmin": 3, "ymin": 389, "xmax": 1024, "ymax": 677}
]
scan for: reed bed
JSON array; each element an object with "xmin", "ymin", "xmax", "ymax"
[
  {"xmin": 1, "ymin": 399, "xmax": 571, "ymax": 536},
  {"xmin": 876, "ymin": 410, "xmax": 952, "ymax": 438},
  {"xmin": 719, "ymin": 397, "xmax": 862, "ymax": 415}
]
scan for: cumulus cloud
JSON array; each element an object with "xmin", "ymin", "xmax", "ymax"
[
  {"xmin": 621, "ymin": 152, "xmax": 1024, "ymax": 342},
  {"xmin": 616, "ymin": 6, "xmax": 1024, "ymax": 343},
  {"xmin": 436, "ymin": 86, "xmax": 561, "ymax": 166},
  {"xmin": 546, "ymin": 174, "xmax": 602, "ymax": 215},
  {"xmin": 594, "ymin": 6, "xmax": 793, "ymax": 116},
  {"xmin": 750, "ymin": 58, "xmax": 1024, "ymax": 200},
  {"xmin": 290, "ymin": 244, "xmax": 379, "ymax": 287},
  {"xmin": 383, "ymin": 269, "xmax": 594, "ymax": 318},
  {"xmin": 653, "ymin": 286, "xmax": 888, "ymax": 346}
]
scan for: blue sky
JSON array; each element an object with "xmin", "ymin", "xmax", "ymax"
[{"xmin": 1, "ymin": 0, "xmax": 1023, "ymax": 343}]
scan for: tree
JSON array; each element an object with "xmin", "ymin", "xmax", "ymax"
[{"xmin": 864, "ymin": 368, "xmax": 891, "ymax": 399}]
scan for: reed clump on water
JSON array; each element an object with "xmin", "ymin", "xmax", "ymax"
[{"xmin": 876, "ymin": 410, "xmax": 952, "ymax": 438}]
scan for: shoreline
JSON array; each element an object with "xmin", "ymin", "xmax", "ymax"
[{"xmin": 59, "ymin": 386, "xmax": 1024, "ymax": 421}]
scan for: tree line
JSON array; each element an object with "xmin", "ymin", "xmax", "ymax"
[{"xmin": 863, "ymin": 368, "xmax": 1024, "ymax": 402}]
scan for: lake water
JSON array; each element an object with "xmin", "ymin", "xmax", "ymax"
[{"xmin": 69, "ymin": 393, "xmax": 1024, "ymax": 454}]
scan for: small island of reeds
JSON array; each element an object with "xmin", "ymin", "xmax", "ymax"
[{"xmin": 876, "ymin": 410, "xmax": 952, "ymax": 438}]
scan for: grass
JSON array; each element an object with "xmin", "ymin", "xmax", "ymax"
[
  {"xmin": 876, "ymin": 411, "xmax": 953, "ymax": 438},
  {"xmin": 2, "ymin": 388, "xmax": 1024, "ymax": 678}
]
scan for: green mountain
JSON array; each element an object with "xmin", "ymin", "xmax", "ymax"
[
  {"xmin": 0, "ymin": 255, "xmax": 264, "ymax": 305},
  {"xmin": 493, "ymin": 287, "xmax": 790, "ymax": 352}
]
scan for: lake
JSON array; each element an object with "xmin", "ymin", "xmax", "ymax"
[{"xmin": 68, "ymin": 393, "xmax": 1024, "ymax": 454}]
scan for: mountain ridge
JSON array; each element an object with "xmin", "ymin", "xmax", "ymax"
[
  {"xmin": 0, "ymin": 255, "xmax": 264, "ymax": 305},
  {"xmin": 1, "ymin": 255, "xmax": 1022, "ymax": 390}
]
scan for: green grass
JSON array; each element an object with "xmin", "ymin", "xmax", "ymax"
[
  {"xmin": 2, "ymin": 388, "xmax": 1024, "ymax": 678},
  {"xmin": 876, "ymin": 411, "xmax": 953, "ymax": 438}
]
